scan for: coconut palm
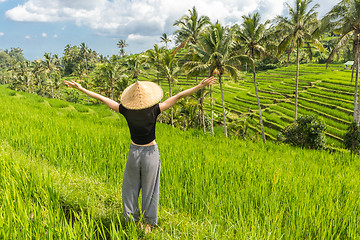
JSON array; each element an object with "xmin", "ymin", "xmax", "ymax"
[
  {"xmin": 122, "ymin": 54, "xmax": 148, "ymax": 81},
  {"xmin": 30, "ymin": 60, "xmax": 43, "ymax": 94},
  {"xmin": 160, "ymin": 33, "xmax": 172, "ymax": 49},
  {"xmin": 235, "ymin": 12, "xmax": 269, "ymax": 143},
  {"xmin": 117, "ymin": 40, "xmax": 128, "ymax": 58},
  {"xmin": 186, "ymin": 22, "xmax": 243, "ymax": 137},
  {"xmin": 323, "ymin": 0, "xmax": 360, "ymax": 123},
  {"xmin": 173, "ymin": 7, "xmax": 212, "ymax": 131},
  {"xmin": 173, "ymin": 6, "xmax": 210, "ymax": 51},
  {"xmin": 94, "ymin": 55, "xmax": 120, "ymax": 100},
  {"xmin": 145, "ymin": 44, "xmax": 165, "ymax": 85},
  {"xmin": 182, "ymin": 52, "xmax": 214, "ymax": 133},
  {"xmin": 191, "ymin": 85, "xmax": 211, "ymax": 133},
  {"xmin": 10, "ymin": 61, "xmax": 29, "ymax": 92},
  {"xmin": 157, "ymin": 49, "xmax": 181, "ymax": 127},
  {"xmin": 41, "ymin": 53, "xmax": 61, "ymax": 99},
  {"xmin": 80, "ymin": 43, "xmax": 89, "ymax": 74},
  {"xmin": 275, "ymin": 0, "xmax": 324, "ymax": 122}
]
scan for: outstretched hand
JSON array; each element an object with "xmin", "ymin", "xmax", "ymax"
[
  {"xmin": 199, "ymin": 76, "xmax": 217, "ymax": 88},
  {"xmin": 64, "ymin": 80, "xmax": 82, "ymax": 90}
]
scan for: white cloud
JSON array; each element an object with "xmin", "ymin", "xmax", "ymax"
[
  {"xmin": 0, "ymin": 0, "xmax": 8, "ymax": 2},
  {"xmin": 0, "ymin": 32, "xmax": 4, "ymax": 36},
  {"xmin": 25, "ymin": 35, "xmax": 31, "ymax": 39},
  {"xmin": 5, "ymin": 0, "xmax": 288, "ymax": 34},
  {"xmin": 53, "ymin": 34, "xmax": 58, "ymax": 38},
  {"xmin": 42, "ymin": 33, "xmax": 47, "ymax": 37},
  {"xmin": 5, "ymin": 0, "xmax": 336, "ymax": 54}
]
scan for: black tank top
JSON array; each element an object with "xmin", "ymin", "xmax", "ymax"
[{"xmin": 119, "ymin": 103, "xmax": 161, "ymax": 145}]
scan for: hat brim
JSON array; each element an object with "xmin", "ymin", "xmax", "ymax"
[{"xmin": 121, "ymin": 81, "xmax": 163, "ymax": 110}]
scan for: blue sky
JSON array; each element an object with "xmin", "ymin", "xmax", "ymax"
[{"xmin": 0, "ymin": 0, "xmax": 339, "ymax": 60}]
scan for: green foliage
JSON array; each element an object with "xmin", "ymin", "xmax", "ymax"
[
  {"xmin": 278, "ymin": 114, "xmax": 327, "ymax": 150},
  {"xmin": 0, "ymin": 48, "xmax": 26, "ymax": 69},
  {"xmin": 343, "ymin": 122, "xmax": 360, "ymax": 154},
  {"xmin": 256, "ymin": 59, "xmax": 280, "ymax": 71},
  {"xmin": 2, "ymin": 85, "xmax": 360, "ymax": 239},
  {"xmin": 227, "ymin": 116, "xmax": 249, "ymax": 139}
]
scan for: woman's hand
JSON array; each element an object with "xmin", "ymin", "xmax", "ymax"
[
  {"xmin": 160, "ymin": 76, "xmax": 217, "ymax": 112},
  {"xmin": 199, "ymin": 76, "xmax": 217, "ymax": 88},
  {"xmin": 64, "ymin": 80, "xmax": 82, "ymax": 90},
  {"xmin": 64, "ymin": 80, "xmax": 119, "ymax": 112}
]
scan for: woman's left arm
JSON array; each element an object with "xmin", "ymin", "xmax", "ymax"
[{"xmin": 159, "ymin": 76, "xmax": 216, "ymax": 112}]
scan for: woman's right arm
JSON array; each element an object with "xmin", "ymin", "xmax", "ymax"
[
  {"xmin": 64, "ymin": 80, "xmax": 120, "ymax": 112},
  {"xmin": 159, "ymin": 76, "xmax": 216, "ymax": 112}
]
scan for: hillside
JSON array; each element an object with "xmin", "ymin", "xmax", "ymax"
[
  {"xmin": 0, "ymin": 85, "xmax": 359, "ymax": 239},
  {"xmin": 138, "ymin": 63, "xmax": 353, "ymax": 149}
]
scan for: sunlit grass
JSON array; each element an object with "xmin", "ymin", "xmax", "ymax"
[{"xmin": 1, "ymin": 84, "xmax": 360, "ymax": 239}]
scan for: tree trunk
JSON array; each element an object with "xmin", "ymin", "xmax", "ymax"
[
  {"xmin": 294, "ymin": 42, "xmax": 300, "ymax": 122},
  {"xmin": 50, "ymin": 77, "xmax": 54, "ymax": 99},
  {"xmin": 169, "ymin": 79, "xmax": 173, "ymax": 127},
  {"xmin": 27, "ymin": 73, "xmax": 31, "ymax": 93},
  {"xmin": 85, "ymin": 57, "xmax": 88, "ymax": 75},
  {"xmin": 111, "ymin": 78, "xmax": 114, "ymax": 101},
  {"xmin": 157, "ymin": 67, "xmax": 161, "ymax": 86},
  {"xmin": 183, "ymin": 114, "xmax": 186, "ymax": 131},
  {"xmin": 253, "ymin": 66, "xmax": 266, "ymax": 143},
  {"xmin": 219, "ymin": 74, "xmax": 228, "ymax": 137},
  {"xmin": 354, "ymin": 43, "xmax": 360, "ymax": 124},
  {"xmin": 200, "ymin": 97, "xmax": 206, "ymax": 133},
  {"xmin": 210, "ymin": 85, "xmax": 214, "ymax": 135}
]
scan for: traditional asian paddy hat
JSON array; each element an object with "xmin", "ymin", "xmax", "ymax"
[{"xmin": 121, "ymin": 81, "xmax": 163, "ymax": 110}]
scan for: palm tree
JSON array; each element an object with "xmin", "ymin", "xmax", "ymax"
[
  {"xmin": 235, "ymin": 12, "xmax": 269, "ymax": 143},
  {"xmin": 174, "ymin": 7, "xmax": 214, "ymax": 132},
  {"xmin": 41, "ymin": 53, "xmax": 61, "ymax": 99},
  {"xmin": 80, "ymin": 43, "xmax": 89, "ymax": 74},
  {"xmin": 275, "ymin": 0, "xmax": 324, "ymax": 122},
  {"xmin": 10, "ymin": 61, "xmax": 29, "ymax": 92},
  {"xmin": 323, "ymin": 0, "xmax": 360, "ymax": 124},
  {"xmin": 186, "ymin": 22, "xmax": 243, "ymax": 137},
  {"xmin": 157, "ymin": 49, "xmax": 181, "ymax": 126},
  {"xmin": 122, "ymin": 54, "xmax": 148, "ymax": 81},
  {"xmin": 160, "ymin": 33, "xmax": 171, "ymax": 49},
  {"xmin": 30, "ymin": 60, "xmax": 42, "ymax": 94},
  {"xmin": 117, "ymin": 40, "xmax": 128, "ymax": 58},
  {"xmin": 94, "ymin": 55, "xmax": 121, "ymax": 100},
  {"xmin": 145, "ymin": 44, "xmax": 165, "ymax": 85},
  {"xmin": 182, "ymin": 52, "xmax": 213, "ymax": 133},
  {"xmin": 192, "ymin": 85, "xmax": 211, "ymax": 133},
  {"xmin": 173, "ymin": 7, "xmax": 213, "ymax": 131},
  {"xmin": 173, "ymin": 6, "xmax": 210, "ymax": 52}
]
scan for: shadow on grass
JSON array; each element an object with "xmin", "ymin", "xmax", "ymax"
[{"xmin": 58, "ymin": 197, "xmax": 148, "ymax": 240}]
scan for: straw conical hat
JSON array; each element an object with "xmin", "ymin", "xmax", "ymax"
[{"xmin": 121, "ymin": 81, "xmax": 163, "ymax": 110}]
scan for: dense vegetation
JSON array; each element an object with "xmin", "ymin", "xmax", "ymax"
[
  {"xmin": 1, "ymin": 85, "xmax": 359, "ymax": 239},
  {"xmin": 2, "ymin": 1, "xmax": 360, "ymax": 150}
]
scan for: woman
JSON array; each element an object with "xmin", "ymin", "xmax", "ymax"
[{"xmin": 64, "ymin": 76, "xmax": 216, "ymax": 233}]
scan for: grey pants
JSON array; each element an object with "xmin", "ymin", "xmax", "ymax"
[{"xmin": 122, "ymin": 143, "xmax": 161, "ymax": 226}]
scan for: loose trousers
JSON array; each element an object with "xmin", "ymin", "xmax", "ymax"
[{"xmin": 122, "ymin": 143, "xmax": 161, "ymax": 226}]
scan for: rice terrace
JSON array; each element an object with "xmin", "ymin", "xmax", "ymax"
[{"xmin": 2, "ymin": 0, "xmax": 360, "ymax": 239}]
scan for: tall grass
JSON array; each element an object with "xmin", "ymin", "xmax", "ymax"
[{"xmin": 1, "ymin": 85, "xmax": 360, "ymax": 239}]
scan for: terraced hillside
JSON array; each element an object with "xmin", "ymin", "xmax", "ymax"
[{"xmin": 139, "ymin": 63, "xmax": 354, "ymax": 149}]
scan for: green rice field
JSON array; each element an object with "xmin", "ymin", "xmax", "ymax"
[
  {"xmin": 140, "ymin": 63, "xmax": 357, "ymax": 148},
  {"xmin": 1, "ymin": 78, "xmax": 360, "ymax": 239}
]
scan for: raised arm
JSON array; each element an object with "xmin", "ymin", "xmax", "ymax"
[
  {"xmin": 64, "ymin": 80, "xmax": 120, "ymax": 112},
  {"xmin": 159, "ymin": 76, "xmax": 216, "ymax": 112}
]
